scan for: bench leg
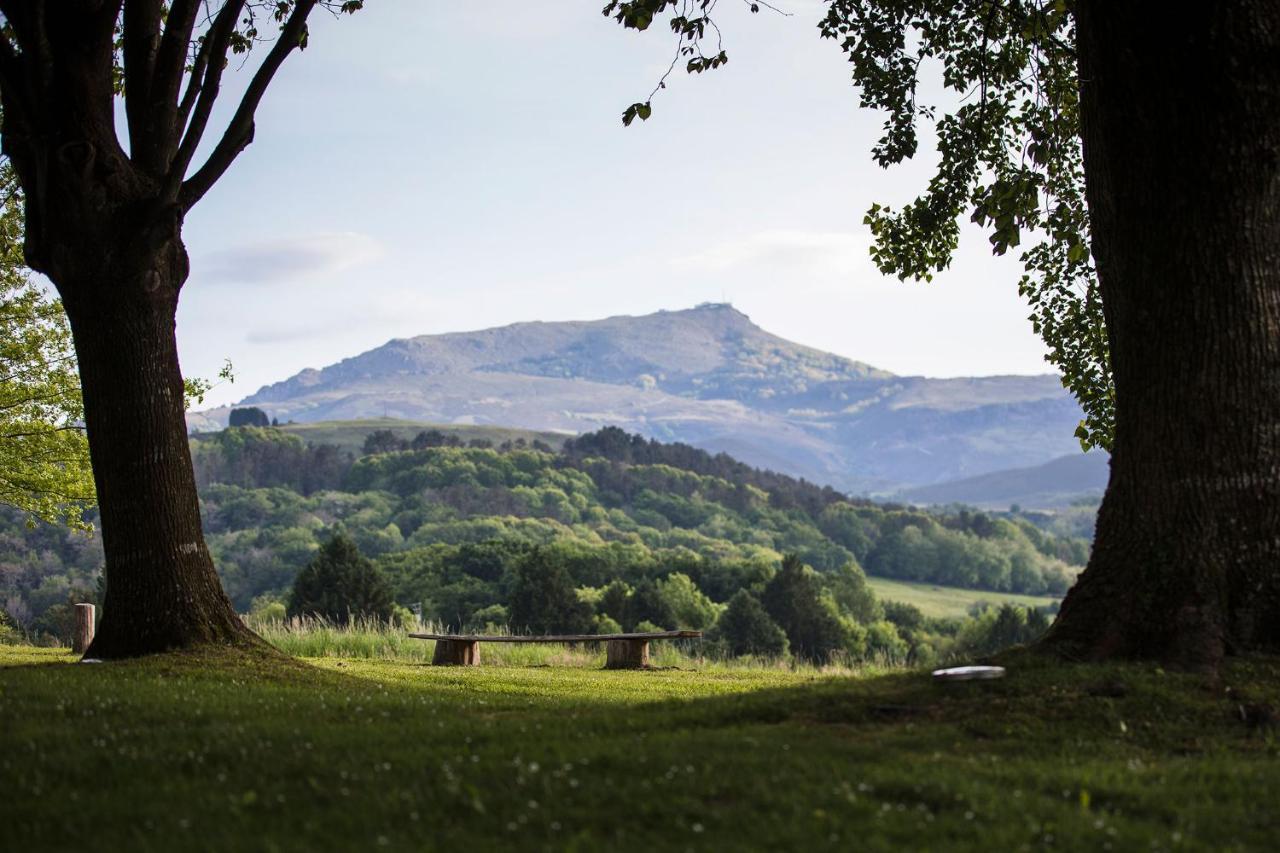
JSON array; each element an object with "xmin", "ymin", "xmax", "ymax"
[
  {"xmin": 604, "ymin": 639, "xmax": 649, "ymax": 669},
  {"xmin": 432, "ymin": 639, "xmax": 480, "ymax": 666}
]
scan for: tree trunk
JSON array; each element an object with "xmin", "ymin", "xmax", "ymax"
[
  {"xmin": 59, "ymin": 250, "xmax": 256, "ymax": 659},
  {"xmin": 1043, "ymin": 2, "xmax": 1280, "ymax": 669}
]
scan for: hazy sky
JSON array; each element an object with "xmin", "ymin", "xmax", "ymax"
[{"xmin": 174, "ymin": 1, "xmax": 1051, "ymax": 408}]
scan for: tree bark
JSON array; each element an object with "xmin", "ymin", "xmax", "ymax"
[
  {"xmin": 1043, "ymin": 2, "xmax": 1280, "ymax": 669},
  {"xmin": 59, "ymin": 243, "xmax": 257, "ymax": 659}
]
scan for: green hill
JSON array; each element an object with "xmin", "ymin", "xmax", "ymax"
[{"xmin": 3, "ymin": 423, "xmax": 1086, "ymax": 664}]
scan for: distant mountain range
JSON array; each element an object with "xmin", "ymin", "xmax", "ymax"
[
  {"xmin": 189, "ymin": 303, "xmax": 1097, "ymax": 502},
  {"xmin": 899, "ymin": 451, "xmax": 1109, "ymax": 510}
]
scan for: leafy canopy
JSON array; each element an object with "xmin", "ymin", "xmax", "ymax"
[
  {"xmin": 611, "ymin": 0, "xmax": 1111, "ymax": 450},
  {"xmin": 0, "ymin": 165, "xmax": 94, "ymax": 528},
  {"xmin": 0, "ymin": 151, "xmax": 228, "ymax": 527}
]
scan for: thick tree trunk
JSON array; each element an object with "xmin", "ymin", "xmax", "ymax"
[
  {"xmin": 59, "ymin": 251, "xmax": 256, "ymax": 659},
  {"xmin": 1043, "ymin": 3, "xmax": 1280, "ymax": 669}
]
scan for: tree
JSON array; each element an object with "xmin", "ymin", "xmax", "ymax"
[
  {"xmin": 824, "ymin": 562, "xmax": 880, "ymax": 624},
  {"xmin": 614, "ymin": 2, "xmax": 1280, "ymax": 670},
  {"xmin": 506, "ymin": 548, "xmax": 594, "ymax": 635},
  {"xmin": 362, "ymin": 429, "xmax": 404, "ymax": 456},
  {"xmin": 229, "ymin": 407, "xmax": 270, "ymax": 429},
  {"xmin": 1038, "ymin": 4, "xmax": 1280, "ymax": 667},
  {"xmin": 0, "ymin": 1, "xmax": 364, "ymax": 657},
  {"xmin": 0, "ymin": 166, "xmax": 94, "ymax": 528},
  {"xmin": 760, "ymin": 554, "xmax": 849, "ymax": 664},
  {"xmin": 621, "ymin": 578, "xmax": 676, "ymax": 632},
  {"xmin": 287, "ymin": 533, "xmax": 393, "ymax": 625},
  {"xmin": 711, "ymin": 590, "xmax": 788, "ymax": 658},
  {"xmin": 655, "ymin": 571, "xmax": 722, "ymax": 630}
]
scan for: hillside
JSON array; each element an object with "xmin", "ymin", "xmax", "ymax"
[
  {"xmin": 2, "ymin": 425, "xmax": 1087, "ymax": 654},
  {"xmin": 900, "ymin": 451, "xmax": 1110, "ymax": 510},
  {"xmin": 189, "ymin": 304, "xmax": 1086, "ymax": 494}
]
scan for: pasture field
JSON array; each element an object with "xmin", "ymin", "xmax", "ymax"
[
  {"xmin": 1, "ymin": 644, "xmax": 1276, "ymax": 851},
  {"xmin": 866, "ymin": 576, "xmax": 1062, "ymax": 619}
]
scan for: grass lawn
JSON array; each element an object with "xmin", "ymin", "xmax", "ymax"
[
  {"xmin": 866, "ymin": 576, "xmax": 1063, "ymax": 619},
  {"xmin": 1, "ymin": 644, "xmax": 1276, "ymax": 851}
]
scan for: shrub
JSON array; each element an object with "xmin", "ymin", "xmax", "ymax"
[
  {"xmin": 594, "ymin": 614, "xmax": 623, "ymax": 635},
  {"xmin": 0, "ymin": 608, "xmax": 22, "ymax": 645},
  {"xmin": 471, "ymin": 604, "xmax": 509, "ymax": 630},
  {"xmin": 249, "ymin": 594, "xmax": 288, "ymax": 624},
  {"xmin": 865, "ymin": 620, "xmax": 909, "ymax": 664}
]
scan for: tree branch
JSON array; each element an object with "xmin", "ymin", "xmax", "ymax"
[
  {"xmin": 175, "ymin": 22, "xmax": 214, "ymax": 131},
  {"xmin": 144, "ymin": 0, "xmax": 202, "ymax": 170},
  {"xmin": 122, "ymin": 0, "xmax": 165, "ymax": 168},
  {"xmin": 180, "ymin": 0, "xmax": 318, "ymax": 210},
  {"xmin": 162, "ymin": 0, "xmax": 246, "ymax": 202}
]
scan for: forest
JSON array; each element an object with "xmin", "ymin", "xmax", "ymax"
[{"xmin": 1, "ymin": 423, "xmax": 1084, "ymax": 663}]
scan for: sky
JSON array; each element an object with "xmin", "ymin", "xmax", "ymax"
[{"xmin": 172, "ymin": 0, "xmax": 1051, "ymax": 409}]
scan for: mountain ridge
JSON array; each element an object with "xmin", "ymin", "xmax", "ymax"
[{"xmin": 191, "ymin": 303, "xmax": 1086, "ymax": 494}]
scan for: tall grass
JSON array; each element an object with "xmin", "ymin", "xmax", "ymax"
[{"xmin": 246, "ymin": 615, "xmax": 894, "ymax": 674}]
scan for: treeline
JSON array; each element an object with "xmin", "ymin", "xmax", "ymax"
[
  {"xmin": 274, "ymin": 532, "xmax": 1049, "ymax": 666},
  {"xmin": 1, "ymin": 424, "xmax": 1086, "ymax": 660}
]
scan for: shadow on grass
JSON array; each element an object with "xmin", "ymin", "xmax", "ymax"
[{"xmin": 2, "ymin": 643, "xmax": 1276, "ymax": 851}]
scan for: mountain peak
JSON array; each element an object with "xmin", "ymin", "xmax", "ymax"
[{"xmin": 202, "ymin": 305, "xmax": 1081, "ymax": 494}]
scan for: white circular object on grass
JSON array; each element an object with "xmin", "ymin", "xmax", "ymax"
[{"xmin": 932, "ymin": 665, "xmax": 1006, "ymax": 682}]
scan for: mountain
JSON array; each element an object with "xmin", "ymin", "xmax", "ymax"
[
  {"xmin": 189, "ymin": 303, "xmax": 1087, "ymax": 493},
  {"xmin": 899, "ymin": 451, "xmax": 1110, "ymax": 510}
]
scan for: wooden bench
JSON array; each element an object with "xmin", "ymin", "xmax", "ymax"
[{"xmin": 408, "ymin": 630, "xmax": 702, "ymax": 669}]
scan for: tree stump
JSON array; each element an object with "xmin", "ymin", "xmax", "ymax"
[
  {"xmin": 605, "ymin": 638, "xmax": 649, "ymax": 669},
  {"xmin": 73, "ymin": 603, "xmax": 96, "ymax": 655},
  {"xmin": 432, "ymin": 639, "xmax": 480, "ymax": 666}
]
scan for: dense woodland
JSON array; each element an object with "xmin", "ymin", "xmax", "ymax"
[{"xmin": 1, "ymin": 424, "xmax": 1085, "ymax": 662}]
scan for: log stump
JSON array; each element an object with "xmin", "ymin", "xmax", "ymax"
[
  {"xmin": 432, "ymin": 639, "xmax": 480, "ymax": 666},
  {"xmin": 73, "ymin": 603, "xmax": 96, "ymax": 655},
  {"xmin": 605, "ymin": 638, "xmax": 649, "ymax": 669}
]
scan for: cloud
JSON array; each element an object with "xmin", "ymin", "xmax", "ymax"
[
  {"xmin": 670, "ymin": 230, "xmax": 873, "ymax": 280},
  {"xmin": 198, "ymin": 232, "xmax": 382, "ymax": 285}
]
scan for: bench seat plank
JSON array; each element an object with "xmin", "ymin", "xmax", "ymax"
[{"xmin": 408, "ymin": 630, "xmax": 701, "ymax": 643}]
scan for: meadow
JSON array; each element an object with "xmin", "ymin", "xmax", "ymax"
[
  {"xmin": 2, "ymin": 641, "xmax": 1276, "ymax": 851},
  {"xmin": 865, "ymin": 577, "xmax": 1062, "ymax": 619}
]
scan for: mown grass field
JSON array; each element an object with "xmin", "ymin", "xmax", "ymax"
[
  {"xmin": 1, "ymin": 644, "xmax": 1276, "ymax": 852},
  {"xmin": 866, "ymin": 576, "xmax": 1062, "ymax": 619}
]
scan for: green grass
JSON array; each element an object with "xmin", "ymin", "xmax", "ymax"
[
  {"xmin": 269, "ymin": 418, "xmax": 571, "ymax": 454},
  {"xmin": 866, "ymin": 576, "xmax": 1062, "ymax": 619},
  {"xmin": 246, "ymin": 616, "xmax": 826, "ymax": 672},
  {"xmin": 2, "ymin": 643, "xmax": 1276, "ymax": 851}
]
